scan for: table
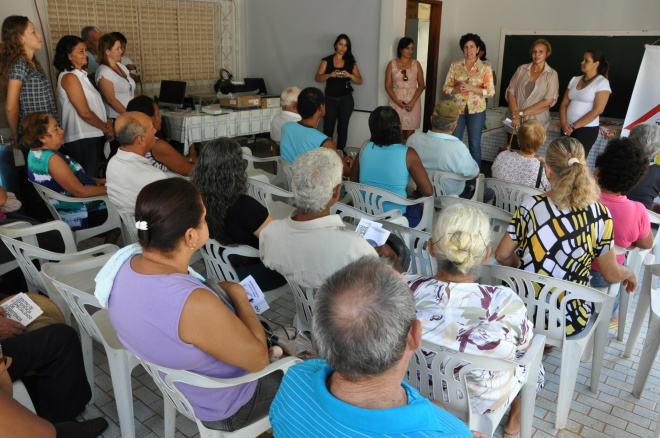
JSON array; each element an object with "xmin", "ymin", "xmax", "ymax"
[
  {"xmin": 161, "ymin": 107, "xmax": 281, "ymax": 155},
  {"xmin": 473, "ymin": 107, "xmax": 623, "ymax": 170}
]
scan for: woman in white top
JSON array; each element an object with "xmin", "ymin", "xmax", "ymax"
[
  {"xmin": 559, "ymin": 49, "xmax": 611, "ymax": 158},
  {"xmin": 95, "ymin": 33, "xmax": 136, "ymax": 120},
  {"xmin": 54, "ymin": 35, "xmax": 113, "ymax": 176}
]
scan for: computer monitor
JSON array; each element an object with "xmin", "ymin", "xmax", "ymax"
[{"xmin": 158, "ymin": 80, "xmax": 187, "ymax": 109}]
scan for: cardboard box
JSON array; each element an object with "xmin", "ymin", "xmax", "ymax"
[
  {"xmin": 220, "ymin": 95, "xmax": 262, "ymax": 110},
  {"xmin": 261, "ymin": 95, "xmax": 281, "ymax": 109}
]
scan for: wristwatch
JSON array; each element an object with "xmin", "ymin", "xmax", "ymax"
[
  {"xmin": 570, "ymin": 123, "xmax": 575, "ymax": 129},
  {"xmin": 519, "ymin": 111, "xmax": 524, "ymax": 118}
]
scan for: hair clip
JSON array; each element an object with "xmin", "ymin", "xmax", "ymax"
[
  {"xmin": 135, "ymin": 221, "xmax": 148, "ymax": 231},
  {"xmin": 567, "ymin": 157, "xmax": 580, "ymax": 166}
]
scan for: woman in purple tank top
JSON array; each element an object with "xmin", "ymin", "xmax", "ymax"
[{"xmin": 108, "ymin": 178, "xmax": 281, "ymax": 432}]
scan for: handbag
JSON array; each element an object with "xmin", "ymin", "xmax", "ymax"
[
  {"xmin": 535, "ymin": 160, "xmax": 545, "ymax": 189},
  {"xmin": 0, "ymin": 192, "xmax": 21, "ymax": 213}
]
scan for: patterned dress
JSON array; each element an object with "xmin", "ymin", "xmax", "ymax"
[
  {"xmin": 508, "ymin": 195, "xmax": 614, "ymax": 335},
  {"xmin": 389, "ymin": 59, "xmax": 421, "ymax": 130},
  {"xmin": 405, "ymin": 274, "xmax": 540, "ymax": 414},
  {"xmin": 28, "ymin": 149, "xmax": 106, "ymax": 231}
]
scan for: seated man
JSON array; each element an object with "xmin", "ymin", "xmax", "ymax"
[
  {"xmin": 105, "ymin": 112, "xmax": 175, "ymax": 211},
  {"xmin": 269, "ymin": 256, "xmax": 473, "ymax": 438},
  {"xmin": 260, "ymin": 148, "xmax": 397, "ymax": 289},
  {"xmin": 270, "ymin": 86, "xmax": 301, "ymax": 144},
  {"xmin": 407, "ymin": 101, "xmax": 479, "ymax": 197}
]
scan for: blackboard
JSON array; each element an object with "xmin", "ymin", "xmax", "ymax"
[{"xmin": 499, "ymin": 34, "xmax": 658, "ymax": 119}]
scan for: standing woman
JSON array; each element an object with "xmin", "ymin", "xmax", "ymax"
[
  {"xmin": 54, "ymin": 35, "xmax": 114, "ymax": 177},
  {"xmin": 315, "ymin": 34, "xmax": 362, "ymax": 151},
  {"xmin": 504, "ymin": 39, "xmax": 559, "ymax": 150},
  {"xmin": 95, "ymin": 33, "xmax": 136, "ymax": 122},
  {"xmin": 443, "ymin": 33, "xmax": 495, "ymax": 167},
  {"xmin": 1, "ymin": 16, "xmax": 59, "ymax": 156},
  {"xmin": 385, "ymin": 37, "xmax": 425, "ymax": 141},
  {"xmin": 559, "ymin": 49, "xmax": 611, "ymax": 159}
]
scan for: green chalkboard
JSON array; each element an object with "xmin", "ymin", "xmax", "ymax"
[{"xmin": 499, "ymin": 34, "xmax": 657, "ymax": 119}]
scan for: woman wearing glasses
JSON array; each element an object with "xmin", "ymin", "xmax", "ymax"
[{"xmin": 386, "ymin": 37, "xmax": 425, "ymax": 141}]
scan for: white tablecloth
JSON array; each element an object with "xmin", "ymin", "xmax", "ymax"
[{"xmin": 161, "ymin": 107, "xmax": 281, "ymax": 154}]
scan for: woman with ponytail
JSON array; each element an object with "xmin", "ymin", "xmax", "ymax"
[
  {"xmin": 405, "ymin": 203, "xmax": 541, "ymax": 438},
  {"xmin": 558, "ymin": 49, "xmax": 611, "ymax": 158},
  {"xmin": 496, "ymin": 137, "xmax": 636, "ymax": 336}
]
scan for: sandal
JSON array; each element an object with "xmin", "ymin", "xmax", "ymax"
[
  {"xmin": 543, "ymin": 344, "xmax": 555, "ymax": 354},
  {"xmin": 503, "ymin": 432, "xmax": 520, "ymax": 438}
]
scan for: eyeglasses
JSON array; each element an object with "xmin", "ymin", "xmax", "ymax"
[{"xmin": 402, "ymin": 69, "xmax": 409, "ymax": 82}]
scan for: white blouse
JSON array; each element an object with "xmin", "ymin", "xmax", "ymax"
[
  {"xmin": 57, "ymin": 69, "xmax": 107, "ymax": 143},
  {"xmin": 95, "ymin": 63, "xmax": 136, "ymax": 119},
  {"xmin": 566, "ymin": 75, "xmax": 611, "ymax": 127}
]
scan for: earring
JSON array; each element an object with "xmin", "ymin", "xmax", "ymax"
[{"xmin": 191, "ymin": 243, "xmax": 196, "ymax": 250}]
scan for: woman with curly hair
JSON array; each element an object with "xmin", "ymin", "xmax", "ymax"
[
  {"xmin": 190, "ymin": 138, "xmax": 285, "ymax": 289},
  {"xmin": 496, "ymin": 137, "xmax": 637, "ymax": 336},
  {"xmin": 2, "ymin": 16, "xmax": 59, "ymax": 154},
  {"xmin": 590, "ymin": 137, "xmax": 652, "ymax": 327}
]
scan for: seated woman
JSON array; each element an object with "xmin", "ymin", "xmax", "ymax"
[
  {"xmin": 23, "ymin": 112, "xmax": 117, "ymax": 241},
  {"xmin": 126, "ymin": 95, "xmax": 195, "ymax": 176},
  {"xmin": 107, "ymin": 178, "xmax": 280, "ymax": 432},
  {"xmin": 350, "ymin": 106, "xmax": 433, "ymax": 228},
  {"xmin": 590, "ymin": 137, "xmax": 652, "ymax": 327},
  {"xmin": 491, "ymin": 119, "xmax": 550, "ymax": 190},
  {"xmin": 495, "ymin": 137, "xmax": 636, "ymax": 336},
  {"xmin": 190, "ymin": 138, "xmax": 286, "ymax": 290},
  {"xmin": 406, "ymin": 203, "xmax": 541, "ymax": 438},
  {"xmin": 625, "ymin": 123, "xmax": 660, "ymax": 210}
]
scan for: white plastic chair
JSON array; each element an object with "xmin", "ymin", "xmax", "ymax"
[
  {"xmin": 482, "ymin": 178, "xmax": 543, "ymax": 214},
  {"xmin": 0, "ymin": 220, "xmax": 118, "ymax": 325},
  {"xmin": 42, "ymin": 258, "xmax": 140, "ymax": 438},
  {"xmin": 330, "ymin": 200, "xmax": 405, "ymax": 226},
  {"xmin": 426, "ymin": 169, "xmax": 484, "ymax": 204},
  {"xmin": 481, "ymin": 265, "xmax": 616, "ymax": 430},
  {"xmin": 246, "ymin": 177, "xmax": 295, "ymax": 208},
  {"xmin": 200, "ymin": 238, "xmax": 290, "ymax": 303},
  {"xmin": 286, "ymin": 279, "xmax": 317, "ymax": 337},
  {"xmin": 116, "ymin": 207, "xmax": 138, "ymax": 245},
  {"xmin": 31, "ymin": 182, "xmax": 124, "ymax": 245},
  {"xmin": 343, "ymin": 146, "xmax": 360, "ymax": 160},
  {"xmin": 376, "ymin": 220, "xmax": 434, "ymax": 276},
  {"xmin": 12, "ymin": 379, "xmax": 36, "ymax": 413},
  {"xmin": 241, "ymin": 147, "xmax": 284, "ymax": 186},
  {"xmin": 138, "ymin": 355, "xmax": 301, "ymax": 438},
  {"xmin": 342, "ymin": 181, "xmax": 434, "ymax": 232},
  {"xmin": 277, "ymin": 158, "xmax": 294, "ymax": 191},
  {"xmin": 0, "ymin": 221, "xmax": 33, "ymax": 276},
  {"xmin": 405, "ymin": 335, "xmax": 545, "ymax": 438}
]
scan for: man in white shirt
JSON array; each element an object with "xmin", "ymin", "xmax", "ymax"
[
  {"xmin": 270, "ymin": 86, "xmax": 301, "ymax": 144},
  {"xmin": 260, "ymin": 148, "xmax": 392, "ymax": 289},
  {"xmin": 106, "ymin": 112, "xmax": 174, "ymax": 211},
  {"xmin": 81, "ymin": 26, "xmax": 102, "ymax": 79}
]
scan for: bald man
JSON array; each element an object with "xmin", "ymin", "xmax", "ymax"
[{"xmin": 105, "ymin": 112, "xmax": 177, "ymax": 211}]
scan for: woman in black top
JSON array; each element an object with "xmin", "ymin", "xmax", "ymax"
[{"xmin": 315, "ymin": 34, "xmax": 362, "ymax": 151}]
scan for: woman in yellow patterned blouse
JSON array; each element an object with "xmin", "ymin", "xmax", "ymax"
[
  {"xmin": 495, "ymin": 137, "xmax": 637, "ymax": 335},
  {"xmin": 443, "ymin": 33, "xmax": 495, "ymax": 167}
]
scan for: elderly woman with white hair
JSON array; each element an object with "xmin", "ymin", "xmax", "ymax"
[
  {"xmin": 405, "ymin": 203, "xmax": 540, "ymax": 438},
  {"xmin": 270, "ymin": 86, "xmax": 302, "ymax": 145},
  {"xmin": 625, "ymin": 123, "xmax": 660, "ymax": 210}
]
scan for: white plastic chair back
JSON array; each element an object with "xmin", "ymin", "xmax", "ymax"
[
  {"xmin": 343, "ymin": 146, "xmax": 360, "ymax": 159},
  {"xmin": 376, "ymin": 220, "xmax": 434, "ymax": 276},
  {"xmin": 116, "ymin": 207, "xmax": 138, "ymax": 245},
  {"xmin": 614, "ymin": 245, "xmax": 649, "ymax": 341},
  {"xmin": 426, "ymin": 169, "xmax": 483, "ymax": 203},
  {"xmin": 342, "ymin": 181, "xmax": 434, "ymax": 231},
  {"xmin": 138, "ymin": 356, "xmax": 301, "ymax": 438},
  {"xmin": 241, "ymin": 147, "xmax": 282, "ymax": 185},
  {"xmin": 405, "ymin": 336, "xmax": 544, "ymax": 437},
  {"xmin": 12, "ymin": 379, "xmax": 36, "ymax": 413},
  {"xmin": 483, "ymin": 178, "xmax": 543, "ymax": 214},
  {"xmin": 481, "ymin": 265, "xmax": 615, "ymax": 429},
  {"xmin": 0, "ymin": 221, "xmax": 34, "ymax": 276},
  {"xmin": 42, "ymin": 258, "xmax": 140, "ymax": 438},
  {"xmin": 277, "ymin": 158, "xmax": 294, "ymax": 191},
  {"xmin": 287, "ymin": 280, "xmax": 316, "ymax": 336},
  {"xmin": 31, "ymin": 182, "xmax": 124, "ymax": 245},
  {"xmin": 330, "ymin": 202, "xmax": 405, "ymax": 226},
  {"xmin": 246, "ymin": 177, "xmax": 295, "ymax": 208},
  {"xmin": 649, "ymin": 209, "xmax": 660, "ymax": 264}
]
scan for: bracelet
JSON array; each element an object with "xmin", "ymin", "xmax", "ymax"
[{"xmin": 570, "ymin": 123, "xmax": 575, "ymax": 129}]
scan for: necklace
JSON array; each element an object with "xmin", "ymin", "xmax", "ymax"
[
  {"xmin": 532, "ymin": 63, "xmax": 544, "ymax": 73},
  {"xmin": 582, "ymin": 73, "xmax": 598, "ymax": 86}
]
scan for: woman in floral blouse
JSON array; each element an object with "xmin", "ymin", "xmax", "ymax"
[
  {"xmin": 405, "ymin": 203, "xmax": 542, "ymax": 438},
  {"xmin": 443, "ymin": 33, "xmax": 494, "ymax": 167}
]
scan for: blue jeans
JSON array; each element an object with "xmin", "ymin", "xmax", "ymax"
[
  {"xmin": 453, "ymin": 107, "xmax": 486, "ymax": 167},
  {"xmin": 590, "ymin": 269, "xmax": 619, "ymax": 317},
  {"xmin": 323, "ymin": 94, "xmax": 354, "ymax": 151}
]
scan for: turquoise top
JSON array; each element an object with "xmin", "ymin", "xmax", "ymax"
[
  {"xmin": 280, "ymin": 121, "xmax": 330, "ymax": 162},
  {"xmin": 359, "ymin": 142, "xmax": 410, "ymax": 213}
]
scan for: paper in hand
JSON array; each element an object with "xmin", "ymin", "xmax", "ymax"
[
  {"xmin": 1, "ymin": 293, "xmax": 43, "ymax": 326},
  {"xmin": 355, "ymin": 218, "xmax": 390, "ymax": 247},
  {"xmin": 239, "ymin": 275, "xmax": 270, "ymax": 314}
]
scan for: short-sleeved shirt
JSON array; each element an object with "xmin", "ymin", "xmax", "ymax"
[
  {"xmin": 95, "ymin": 64, "xmax": 136, "ymax": 119},
  {"xmin": 407, "ymin": 131, "xmax": 479, "ymax": 195},
  {"xmin": 626, "ymin": 164, "xmax": 660, "ymax": 209},
  {"xmin": 591, "ymin": 193, "xmax": 650, "ymax": 271},
  {"xmin": 491, "ymin": 151, "xmax": 550, "ymax": 191},
  {"xmin": 224, "ymin": 194, "xmax": 269, "ymax": 248},
  {"xmin": 86, "ymin": 51, "xmax": 100, "ymax": 76},
  {"xmin": 9, "ymin": 59, "xmax": 60, "ymax": 136},
  {"xmin": 442, "ymin": 58, "xmax": 495, "ymax": 114},
  {"xmin": 323, "ymin": 54, "xmax": 355, "ymax": 97},
  {"xmin": 405, "ymin": 274, "xmax": 533, "ymax": 414},
  {"xmin": 504, "ymin": 62, "xmax": 559, "ymax": 130},
  {"xmin": 359, "ymin": 142, "xmax": 411, "ymax": 213},
  {"xmin": 269, "ymin": 359, "xmax": 473, "ymax": 438},
  {"xmin": 270, "ymin": 111, "xmax": 301, "ymax": 143},
  {"xmin": 28, "ymin": 149, "xmax": 105, "ymax": 230},
  {"xmin": 566, "ymin": 75, "xmax": 611, "ymax": 127},
  {"xmin": 280, "ymin": 122, "xmax": 330, "ymax": 162}
]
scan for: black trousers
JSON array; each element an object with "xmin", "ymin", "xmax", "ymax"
[
  {"xmin": 569, "ymin": 126, "xmax": 600, "ymax": 159},
  {"xmin": 2, "ymin": 323, "xmax": 92, "ymax": 422},
  {"xmin": 323, "ymin": 94, "xmax": 354, "ymax": 151},
  {"xmin": 62, "ymin": 136, "xmax": 104, "ymax": 178}
]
